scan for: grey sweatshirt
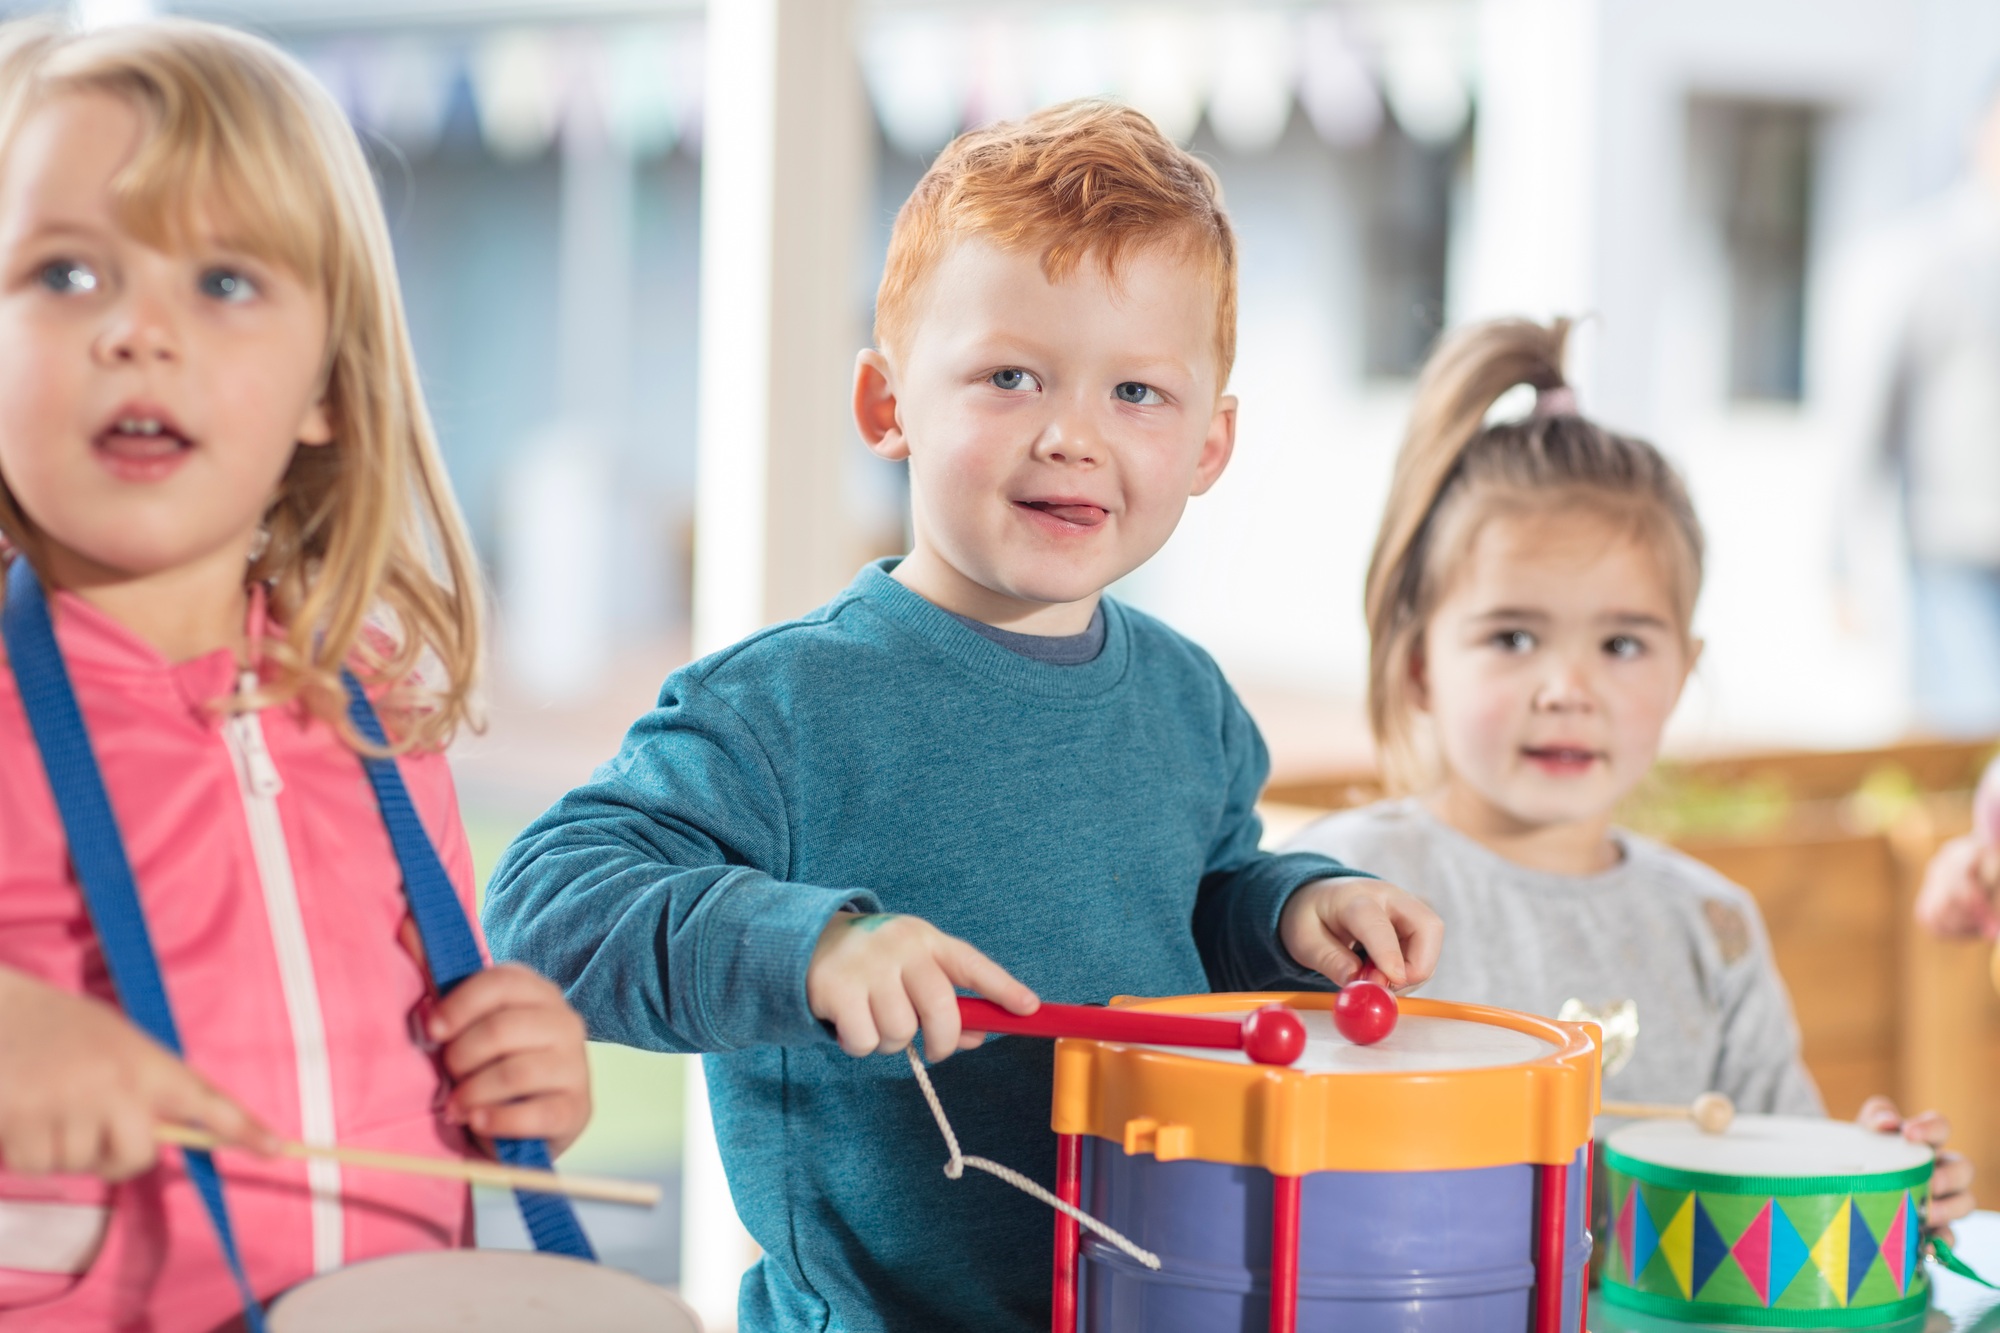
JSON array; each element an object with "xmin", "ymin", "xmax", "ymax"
[{"xmin": 1284, "ymin": 798, "xmax": 1822, "ymax": 1116}]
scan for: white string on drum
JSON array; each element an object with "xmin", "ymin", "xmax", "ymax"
[{"xmin": 904, "ymin": 1047, "xmax": 1162, "ymax": 1271}]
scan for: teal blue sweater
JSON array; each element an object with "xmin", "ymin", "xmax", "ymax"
[{"xmin": 482, "ymin": 561, "xmax": 1357, "ymax": 1332}]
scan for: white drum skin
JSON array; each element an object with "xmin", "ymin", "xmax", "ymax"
[
  {"xmin": 269, "ymin": 1250, "xmax": 701, "ymax": 1333},
  {"xmin": 1161, "ymin": 1008, "xmax": 1558, "ymax": 1073},
  {"xmin": 1606, "ymin": 1113, "xmax": 1934, "ymax": 1179}
]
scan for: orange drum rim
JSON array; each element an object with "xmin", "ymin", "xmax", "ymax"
[{"xmin": 1049, "ymin": 992, "xmax": 1602, "ymax": 1174}]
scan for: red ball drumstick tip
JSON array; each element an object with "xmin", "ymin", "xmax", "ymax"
[
  {"xmin": 1333, "ymin": 980, "xmax": 1399, "ymax": 1046},
  {"xmin": 1240, "ymin": 1004, "xmax": 1307, "ymax": 1065}
]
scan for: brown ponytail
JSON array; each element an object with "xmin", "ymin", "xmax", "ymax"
[{"xmin": 1365, "ymin": 317, "xmax": 1704, "ymax": 792}]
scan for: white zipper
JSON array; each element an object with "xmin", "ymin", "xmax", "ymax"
[{"xmin": 223, "ymin": 675, "xmax": 343, "ymax": 1275}]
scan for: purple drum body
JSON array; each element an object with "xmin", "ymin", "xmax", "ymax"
[{"xmin": 1078, "ymin": 1139, "xmax": 1591, "ymax": 1332}]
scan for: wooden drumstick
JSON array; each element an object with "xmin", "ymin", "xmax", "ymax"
[
  {"xmin": 1600, "ymin": 1092, "xmax": 1736, "ymax": 1135},
  {"xmin": 155, "ymin": 1123, "xmax": 662, "ymax": 1208}
]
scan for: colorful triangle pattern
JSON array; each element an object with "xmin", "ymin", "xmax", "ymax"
[{"xmin": 1608, "ymin": 1184, "xmax": 1930, "ymax": 1313}]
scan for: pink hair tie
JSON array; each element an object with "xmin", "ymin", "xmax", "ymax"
[{"xmin": 1533, "ymin": 384, "xmax": 1579, "ymax": 418}]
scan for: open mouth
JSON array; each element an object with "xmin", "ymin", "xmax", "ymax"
[
  {"xmin": 1016, "ymin": 500, "xmax": 1108, "ymax": 529},
  {"xmin": 94, "ymin": 413, "xmax": 194, "ymax": 481},
  {"xmin": 1522, "ymin": 746, "xmax": 1603, "ymax": 773}
]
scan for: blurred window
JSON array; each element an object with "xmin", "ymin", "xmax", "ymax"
[
  {"xmin": 1695, "ymin": 97, "xmax": 1817, "ymax": 403},
  {"xmin": 1360, "ymin": 116, "xmax": 1461, "ymax": 379}
]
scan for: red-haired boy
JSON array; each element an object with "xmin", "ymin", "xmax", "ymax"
[{"xmin": 485, "ymin": 101, "xmax": 1441, "ymax": 1333}]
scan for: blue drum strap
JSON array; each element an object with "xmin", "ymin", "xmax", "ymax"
[
  {"xmin": 340, "ymin": 672, "xmax": 596, "ymax": 1261},
  {"xmin": 1, "ymin": 558, "xmax": 268, "ymax": 1332}
]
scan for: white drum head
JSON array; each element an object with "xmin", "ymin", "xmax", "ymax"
[
  {"xmin": 1607, "ymin": 1113, "xmax": 1933, "ymax": 1178},
  {"xmin": 270, "ymin": 1250, "xmax": 701, "ymax": 1333},
  {"xmin": 1149, "ymin": 1008, "xmax": 1556, "ymax": 1073}
]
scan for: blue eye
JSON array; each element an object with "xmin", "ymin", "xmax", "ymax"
[
  {"xmin": 1114, "ymin": 381, "xmax": 1162, "ymax": 406},
  {"xmin": 990, "ymin": 368, "xmax": 1040, "ymax": 392},
  {"xmin": 37, "ymin": 260, "xmax": 97, "ymax": 294},
  {"xmin": 199, "ymin": 268, "xmax": 257, "ymax": 302}
]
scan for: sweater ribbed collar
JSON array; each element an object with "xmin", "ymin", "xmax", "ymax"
[{"xmin": 845, "ymin": 559, "xmax": 1135, "ymax": 702}]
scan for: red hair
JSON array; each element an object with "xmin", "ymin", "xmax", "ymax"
[{"xmin": 874, "ymin": 99, "xmax": 1237, "ymax": 382}]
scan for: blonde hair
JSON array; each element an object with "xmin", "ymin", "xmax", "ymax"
[
  {"xmin": 875, "ymin": 99, "xmax": 1238, "ymax": 383},
  {"xmin": 1365, "ymin": 318, "xmax": 1704, "ymax": 792},
  {"xmin": 0, "ymin": 17, "xmax": 481, "ymax": 752}
]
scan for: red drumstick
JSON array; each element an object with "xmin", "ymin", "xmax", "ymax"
[{"xmin": 957, "ymin": 997, "xmax": 1306, "ymax": 1066}]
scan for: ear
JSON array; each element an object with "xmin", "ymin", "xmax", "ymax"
[
  {"xmin": 296, "ymin": 396, "xmax": 334, "ymax": 448},
  {"xmin": 854, "ymin": 349, "xmax": 908, "ymax": 462},
  {"xmin": 1408, "ymin": 637, "xmax": 1431, "ymax": 713},
  {"xmin": 1188, "ymin": 393, "xmax": 1237, "ymax": 497}
]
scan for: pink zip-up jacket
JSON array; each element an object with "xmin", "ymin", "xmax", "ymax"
[{"xmin": 0, "ymin": 592, "xmax": 477, "ymax": 1331}]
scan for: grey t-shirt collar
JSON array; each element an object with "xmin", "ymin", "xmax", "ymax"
[{"xmin": 945, "ymin": 605, "xmax": 1107, "ymax": 666}]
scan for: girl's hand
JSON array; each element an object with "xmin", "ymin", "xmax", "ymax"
[
  {"xmin": 1280, "ymin": 877, "xmax": 1443, "ymax": 990},
  {"xmin": 428, "ymin": 965, "xmax": 593, "ymax": 1158},
  {"xmin": 808, "ymin": 913, "xmax": 1039, "ymax": 1062},
  {"xmin": 0, "ymin": 965, "xmax": 272, "ymax": 1181},
  {"xmin": 1914, "ymin": 833, "xmax": 2000, "ymax": 940},
  {"xmin": 1858, "ymin": 1097, "xmax": 1974, "ymax": 1235}
]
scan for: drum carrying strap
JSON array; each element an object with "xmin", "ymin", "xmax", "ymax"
[
  {"xmin": 340, "ymin": 672, "xmax": 595, "ymax": 1262},
  {"xmin": 2, "ymin": 558, "xmax": 270, "ymax": 1331}
]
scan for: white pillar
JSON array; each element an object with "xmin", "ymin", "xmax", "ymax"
[
  {"xmin": 502, "ymin": 107, "xmax": 636, "ymax": 701},
  {"xmin": 693, "ymin": 0, "xmax": 871, "ymax": 656},
  {"xmin": 1463, "ymin": 0, "xmax": 1602, "ymax": 391},
  {"xmin": 684, "ymin": 2, "xmax": 870, "ymax": 1327}
]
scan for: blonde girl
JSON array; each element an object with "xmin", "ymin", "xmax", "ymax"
[
  {"xmin": 0, "ymin": 19, "xmax": 589, "ymax": 1329},
  {"xmin": 1285, "ymin": 317, "xmax": 1972, "ymax": 1231}
]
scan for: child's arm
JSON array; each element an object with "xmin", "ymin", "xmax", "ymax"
[
  {"xmin": 1191, "ymin": 691, "xmax": 1442, "ymax": 991},
  {"xmin": 0, "ymin": 965, "xmax": 273, "ymax": 1180},
  {"xmin": 483, "ymin": 675, "xmax": 1033, "ymax": 1059}
]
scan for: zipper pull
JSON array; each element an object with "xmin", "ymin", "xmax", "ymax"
[{"xmin": 233, "ymin": 671, "xmax": 284, "ymax": 797}]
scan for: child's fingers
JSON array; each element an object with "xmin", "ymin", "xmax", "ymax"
[
  {"xmin": 1387, "ymin": 896, "xmax": 1444, "ymax": 985},
  {"xmin": 907, "ymin": 966, "xmax": 964, "ymax": 1064},
  {"xmin": 1286, "ymin": 930, "xmax": 1361, "ymax": 986},
  {"xmin": 1338, "ymin": 899, "xmax": 1411, "ymax": 988},
  {"xmin": 830, "ymin": 1004, "xmax": 880, "ymax": 1058},
  {"xmin": 867, "ymin": 986, "xmax": 921, "ymax": 1055},
  {"xmin": 938, "ymin": 938, "xmax": 1038, "ymax": 1016},
  {"xmin": 1856, "ymin": 1095, "xmax": 1901, "ymax": 1133},
  {"xmin": 1900, "ymin": 1109, "xmax": 1952, "ymax": 1148},
  {"xmin": 104, "ymin": 1105, "xmax": 160, "ymax": 1182},
  {"xmin": 1, "ymin": 1121, "xmax": 54, "ymax": 1175},
  {"xmin": 466, "ymin": 1092, "xmax": 587, "ymax": 1143},
  {"xmin": 157, "ymin": 1071, "xmax": 276, "ymax": 1156},
  {"xmin": 426, "ymin": 965, "xmax": 562, "ymax": 1045},
  {"xmin": 438, "ymin": 1003, "xmax": 583, "ymax": 1083},
  {"xmin": 1929, "ymin": 1152, "xmax": 1976, "ymax": 1229},
  {"xmin": 447, "ymin": 1050, "xmax": 576, "ymax": 1120}
]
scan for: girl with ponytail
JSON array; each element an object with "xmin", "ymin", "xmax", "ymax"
[{"xmin": 1287, "ymin": 317, "xmax": 1972, "ymax": 1228}]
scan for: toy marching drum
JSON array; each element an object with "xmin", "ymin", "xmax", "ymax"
[
  {"xmin": 1028, "ymin": 990, "xmax": 1602, "ymax": 1333},
  {"xmin": 1599, "ymin": 1114, "xmax": 1932, "ymax": 1326}
]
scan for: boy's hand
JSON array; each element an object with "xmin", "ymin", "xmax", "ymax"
[
  {"xmin": 1859, "ymin": 1097, "xmax": 1974, "ymax": 1234},
  {"xmin": 1914, "ymin": 834, "xmax": 2000, "ymax": 940},
  {"xmin": 0, "ymin": 965, "xmax": 272, "ymax": 1181},
  {"xmin": 1280, "ymin": 878, "xmax": 1442, "ymax": 991},
  {"xmin": 809, "ymin": 912, "xmax": 1039, "ymax": 1062},
  {"xmin": 427, "ymin": 964, "xmax": 593, "ymax": 1158}
]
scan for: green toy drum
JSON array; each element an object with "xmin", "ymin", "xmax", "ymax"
[{"xmin": 1600, "ymin": 1114, "xmax": 1931, "ymax": 1326}]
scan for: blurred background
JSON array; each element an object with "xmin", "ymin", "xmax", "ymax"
[{"xmin": 27, "ymin": 0, "xmax": 2000, "ymax": 1323}]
